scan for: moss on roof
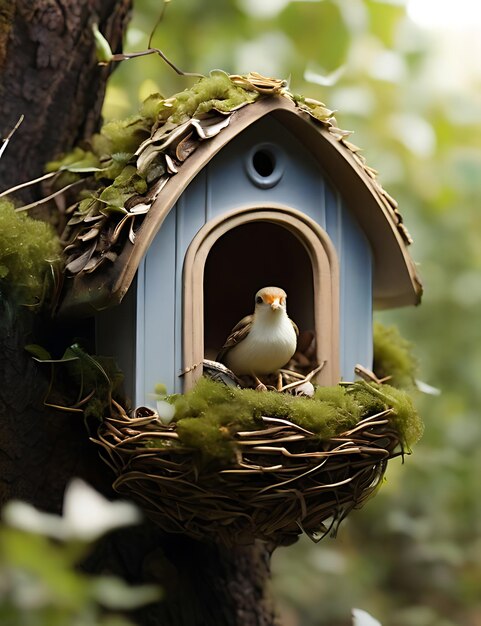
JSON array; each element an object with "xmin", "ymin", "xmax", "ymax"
[{"xmin": 42, "ymin": 70, "xmax": 411, "ymax": 278}]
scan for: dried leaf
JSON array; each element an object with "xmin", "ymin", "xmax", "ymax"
[
  {"xmin": 62, "ymin": 164, "xmax": 103, "ymax": 173},
  {"xmin": 82, "ymin": 255, "xmax": 104, "ymax": 273},
  {"xmin": 136, "ymin": 120, "xmax": 192, "ymax": 156},
  {"xmin": 328, "ymin": 126, "xmax": 353, "ymax": 140},
  {"xmin": 129, "ymin": 220, "xmax": 136, "ymax": 244},
  {"xmin": 398, "ymin": 223, "xmax": 414, "ymax": 245},
  {"xmin": 111, "ymin": 213, "xmax": 135, "ymax": 245},
  {"xmin": 136, "ymin": 144, "xmax": 165, "ymax": 176},
  {"xmin": 364, "ymin": 165, "xmax": 378, "ymax": 179},
  {"xmin": 380, "ymin": 188, "xmax": 398, "ymax": 209},
  {"xmin": 65, "ymin": 243, "xmax": 96, "ymax": 274},
  {"xmin": 341, "ymin": 141, "xmax": 361, "ymax": 154},
  {"xmin": 67, "ymin": 212, "xmax": 88, "ymax": 227},
  {"xmin": 229, "ymin": 72, "xmax": 287, "ymax": 94},
  {"xmin": 78, "ymin": 227, "xmax": 101, "ymax": 242},
  {"xmin": 149, "ymin": 175, "xmax": 170, "ymax": 199},
  {"xmin": 176, "ymin": 133, "xmax": 200, "ymax": 161},
  {"xmin": 165, "ymin": 154, "xmax": 178, "ymax": 174},
  {"xmin": 83, "ymin": 214, "xmax": 105, "ymax": 224},
  {"xmin": 191, "ymin": 115, "xmax": 231, "ymax": 140},
  {"xmin": 128, "ymin": 203, "xmax": 151, "ymax": 215}
]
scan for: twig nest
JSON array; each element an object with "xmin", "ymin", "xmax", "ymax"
[{"xmin": 94, "ymin": 378, "xmax": 422, "ymax": 546}]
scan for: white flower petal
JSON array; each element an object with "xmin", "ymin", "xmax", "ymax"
[
  {"xmin": 3, "ymin": 501, "xmax": 67, "ymax": 540},
  {"xmin": 63, "ymin": 478, "xmax": 141, "ymax": 541},
  {"xmin": 156, "ymin": 400, "xmax": 176, "ymax": 425},
  {"xmin": 352, "ymin": 608, "xmax": 382, "ymax": 626}
]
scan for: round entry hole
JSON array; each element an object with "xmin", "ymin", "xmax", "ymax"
[
  {"xmin": 252, "ymin": 149, "xmax": 276, "ymax": 177},
  {"xmin": 246, "ymin": 143, "xmax": 285, "ymax": 189}
]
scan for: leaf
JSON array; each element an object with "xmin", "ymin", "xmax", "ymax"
[
  {"xmin": 191, "ymin": 114, "xmax": 231, "ymax": 139},
  {"xmin": 82, "ymin": 255, "xmax": 105, "ymax": 274},
  {"xmin": 25, "ymin": 344, "xmax": 53, "ymax": 361},
  {"xmin": 78, "ymin": 227, "xmax": 101, "ymax": 242},
  {"xmin": 135, "ymin": 120, "xmax": 192, "ymax": 174},
  {"xmin": 64, "ymin": 344, "xmax": 111, "ymax": 387},
  {"xmin": 65, "ymin": 243, "xmax": 96, "ymax": 274},
  {"xmin": 176, "ymin": 132, "xmax": 200, "ymax": 161},
  {"xmin": 165, "ymin": 153, "xmax": 178, "ymax": 174},
  {"xmin": 136, "ymin": 144, "xmax": 165, "ymax": 176},
  {"xmin": 110, "ymin": 213, "xmax": 135, "ymax": 245},
  {"xmin": 92, "ymin": 23, "xmax": 113, "ymax": 63}
]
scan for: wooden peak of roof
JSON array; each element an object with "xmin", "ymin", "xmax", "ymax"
[{"xmin": 59, "ymin": 92, "xmax": 422, "ymax": 316}]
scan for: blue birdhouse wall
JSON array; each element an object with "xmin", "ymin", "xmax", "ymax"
[{"xmin": 96, "ymin": 114, "xmax": 374, "ymax": 407}]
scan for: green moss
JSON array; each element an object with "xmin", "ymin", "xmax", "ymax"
[
  {"xmin": 167, "ymin": 378, "xmax": 423, "ymax": 465},
  {"xmin": 47, "ymin": 71, "xmax": 256, "ymax": 186},
  {"xmin": 152, "ymin": 70, "xmax": 258, "ymax": 125},
  {"xmin": 99, "ymin": 165, "xmax": 147, "ymax": 213},
  {"xmin": 373, "ymin": 321, "xmax": 418, "ymax": 389},
  {"xmin": 356, "ymin": 382, "xmax": 424, "ymax": 448},
  {"xmin": 100, "ymin": 152, "xmax": 133, "ymax": 181},
  {"xmin": 174, "ymin": 378, "xmax": 254, "ymax": 424},
  {"xmin": 139, "ymin": 92, "xmax": 165, "ymax": 120},
  {"xmin": 100, "ymin": 115, "xmax": 151, "ymax": 155},
  {"xmin": 46, "ymin": 117, "xmax": 151, "ymax": 191},
  {"xmin": 0, "ymin": 199, "xmax": 61, "ymax": 305},
  {"xmin": 176, "ymin": 416, "xmax": 236, "ymax": 465}
]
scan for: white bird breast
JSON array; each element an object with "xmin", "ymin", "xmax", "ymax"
[{"xmin": 225, "ymin": 310, "xmax": 297, "ymax": 376}]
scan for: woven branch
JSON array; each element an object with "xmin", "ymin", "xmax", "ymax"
[{"xmin": 93, "ymin": 399, "xmax": 404, "ymax": 546}]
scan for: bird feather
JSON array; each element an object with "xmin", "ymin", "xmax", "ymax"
[
  {"xmin": 217, "ymin": 315, "xmax": 253, "ymax": 362},
  {"xmin": 217, "ymin": 315, "xmax": 298, "ymax": 364}
]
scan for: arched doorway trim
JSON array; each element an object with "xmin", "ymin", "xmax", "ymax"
[{"xmin": 182, "ymin": 203, "xmax": 340, "ymax": 389}]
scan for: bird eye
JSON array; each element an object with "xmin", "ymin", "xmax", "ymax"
[{"xmin": 256, "ymin": 296, "xmax": 263, "ymax": 304}]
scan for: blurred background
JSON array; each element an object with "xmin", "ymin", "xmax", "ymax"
[{"xmin": 77, "ymin": 1, "xmax": 481, "ymax": 624}]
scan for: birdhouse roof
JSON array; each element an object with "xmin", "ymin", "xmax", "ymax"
[{"xmin": 57, "ymin": 72, "xmax": 422, "ymax": 315}]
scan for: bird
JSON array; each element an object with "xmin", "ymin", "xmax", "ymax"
[{"xmin": 217, "ymin": 286, "xmax": 298, "ymax": 378}]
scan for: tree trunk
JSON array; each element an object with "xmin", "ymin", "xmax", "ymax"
[
  {"xmin": 0, "ymin": 0, "xmax": 131, "ymax": 508},
  {"xmin": 0, "ymin": 0, "xmax": 131, "ymax": 203},
  {"xmin": 88, "ymin": 528, "xmax": 280, "ymax": 626},
  {"xmin": 0, "ymin": 3, "xmax": 281, "ymax": 625},
  {"xmin": 0, "ymin": 305, "xmax": 112, "ymax": 510}
]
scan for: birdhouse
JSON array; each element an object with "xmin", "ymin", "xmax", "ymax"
[{"xmin": 59, "ymin": 78, "xmax": 422, "ymax": 408}]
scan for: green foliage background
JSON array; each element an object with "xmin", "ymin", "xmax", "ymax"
[{"xmin": 102, "ymin": 1, "xmax": 481, "ymax": 624}]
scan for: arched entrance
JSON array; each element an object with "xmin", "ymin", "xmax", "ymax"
[{"xmin": 183, "ymin": 204, "xmax": 340, "ymax": 389}]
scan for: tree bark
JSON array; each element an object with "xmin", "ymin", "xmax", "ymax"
[
  {"xmin": 0, "ymin": 3, "xmax": 281, "ymax": 625},
  {"xmin": 0, "ymin": 305, "xmax": 112, "ymax": 510},
  {"xmin": 88, "ymin": 526, "xmax": 280, "ymax": 626},
  {"xmin": 0, "ymin": 0, "xmax": 132, "ymax": 508},
  {"xmin": 0, "ymin": 0, "xmax": 131, "ymax": 203}
]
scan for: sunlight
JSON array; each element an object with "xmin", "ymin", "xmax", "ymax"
[{"xmin": 407, "ymin": 0, "xmax": 481, "ymax": 30}]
